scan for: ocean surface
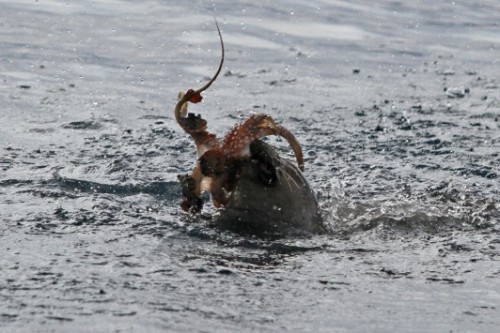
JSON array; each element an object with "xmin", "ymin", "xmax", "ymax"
[{"xmin": 1, "ymin": 1, "xmax": 499, "ymax": 332}]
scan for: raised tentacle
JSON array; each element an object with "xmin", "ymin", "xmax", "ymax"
[
  {"xmin": 194, "ymin": 19, "xmax": 225, "ymax": 95},
  {"xmin": 174, "ymin": 21, "xmax": 227, "ymax": 212},
  {"xmin": 174, "ymin": 20, "xmax": 224, "ymax": 129},
  {"xmin": 274, "ymin": 125, "xmax": 304, "ymax": 171},
  {"xmin": 221, "ymin": 114, "xmax": 305, "ymax": 171}
]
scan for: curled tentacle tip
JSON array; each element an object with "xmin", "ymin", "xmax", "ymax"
[
  {"xmin": 185, "ymin": 89, "xmax": 203, "ymax": 103},
  {"xmin": 189, "ymin": 94, "xmax": 203, "ymax": 103}
]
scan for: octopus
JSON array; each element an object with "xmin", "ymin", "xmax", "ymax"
[{"xmin": 174, "ymin": 21, "xmax": 323, "ymax": 235}]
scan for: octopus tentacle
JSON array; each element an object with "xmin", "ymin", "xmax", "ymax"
[
  {"xmin": 174, "ymin": 20, "xmax": 224, "ymax": 128},
  {"xmin": 220, "ymin": 114, "xmax": 304, "ymax": 171},
  {"xmin": 175, "ymin": 21, "xmax": 224, "ymax": 212},
  {"xmin": 274, "ymin": 125, "xmax": 304, "ymax": 171},
  {"xmin": 174, "ymin": 20, "xmax": 224, "ymax": 155},
  {"xmin": 221, "ymin": 114, "xmax": 274, "ymax": 156},
  {"xmin": 193, "ymin": 20, "xmax": 225, "ymax": 95}
]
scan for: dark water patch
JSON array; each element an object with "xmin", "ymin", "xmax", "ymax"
[
  {"xmin": 410, "ymin": 119, "xmax": 438, "ymax": 129},
  {"xmin": 413, "ymin": 106, "xmax": 436, "ymax": 115},
  {"xmin": 21, "ymin": 188, "xmax": 80, "ymax": 199},
  {"xmin": 165, "ymin": 216, "xmax": 327, "ymax": 267},
  {"xmin": 150, "ymin": 126, "xmax": 175, "ymax": 138},
  {"xmin": 447, "ymin": 241, "xmax": 474, "ymax": 252},
  {"xmin": 426, "ymin": 277, "xmax": 465, "ymax": 284},
  {"xmin": 435, "ymin": 120, "xmax": 459, "ymax": 128},
  {"xmin": 61, "ymin": 121, "xmax": 103, "ymax": 130},
  {"xmin": 28, "ymin": 128, "xmax": 55, "ymax": 134},
  {"xmin": 446, "ymin": 87, "xmax": 469, "ymax": 99},
  {"xmin": 459, "ymin": 164, "xmax": 497, "ymax": 179},
  {"xmin": 112, "ymin": 311, "xmax": 137, "ymax": 317},
  {"xmin": 379, "ymin": 267, "xmax": 411, "ymax": 278},
  {"xmin": 29, "ymin": 219, "xmax": 63, "ymax": 233},
  {"xmin": 423, "ymin": 138, "xmax": 448, "ymax": 147},
  {"xmin": 336, "ymin": 212, "xmax": 464, "ymax": 236},
  {"xmin": 104, "ymin": 156, "xmax": 134, "ymax": 174},
  {"xmin": 0, "ymin": 313, "xmax": 18, "ymax": 321},
  {"xmin": 188, "ymin": 248, "xmax": 285, "ymax": 268},
  {"xmin": 223, "ymin": 69, "xmax": 247, "ymax": 78},
  {"xmin": 227, "ymin": 239, "xmax": 324, "ymax": 254},
  {"xmin": 469, "ymin": 112, "xmax": 499, "ymax": 119},
  {"xmin": 45, "ymin": 316, "xmax": 74, "ymax": 322},
  {"xmin": 410, "ymin": 148, "xmax": 454, "ymax": 157},
  {"xmin": 52, "ymin": 175, "xmax": 179, "ymax": 199},
  {"xmin": 0, "ymin": 179, "xmax": 35, "ymax": 187},
  {"xmin": 436, "ymin": 69, "xmax": 456, "ymax": 76},
  {"xmin": 413, "ymin": 163, "xmax": 441, "ymax": 170},
  {"xmin": 0, "ymin": 158, "xmax": 13, "ymax": 170},
  {"xmin": 71, "ymin": 210, "xmax": 99, "ymax": 226},
  {"xmin": 5, "ymin": 285, "xmax": 44, "ymax": 291},
  {"xmin": 140, "ymin": 115, "xmax": 169, "ymax": 120},
  {"xmin": 266, "ymin": 78, "xmax": 297, "ymax": 86},
  {"xmin": 370, "ymin": 142, "xmax": 411, "ymax": 158},
  {"xmin": 99, "ymin": 117, "xmax": 119, "ymax": 124},
  {"xmin": 119, "ymin": 261, "xmax": 143, "ymax": 268}
]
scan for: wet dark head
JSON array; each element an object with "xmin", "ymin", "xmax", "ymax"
[
  {"xmin": 250, "ymin": 140, "xmax": 278, "ymax": 186},
  {"xmin": 179, "ymin": 113, "xmax": 208, "ymax": 132}
]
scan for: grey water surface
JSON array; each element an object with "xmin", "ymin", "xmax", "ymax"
[{"xmin": 1, "ymin": 1, "xmax": 499, "ymax": 332}]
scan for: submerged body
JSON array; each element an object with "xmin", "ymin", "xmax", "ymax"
[{"xmin": 215, "ymin": 140, "xmax": 323, "ymax": 236}]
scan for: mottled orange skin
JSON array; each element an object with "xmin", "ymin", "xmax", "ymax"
[{"xmin": 177, "ymin": 111, "xmax": 304, "ymax": 212}]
